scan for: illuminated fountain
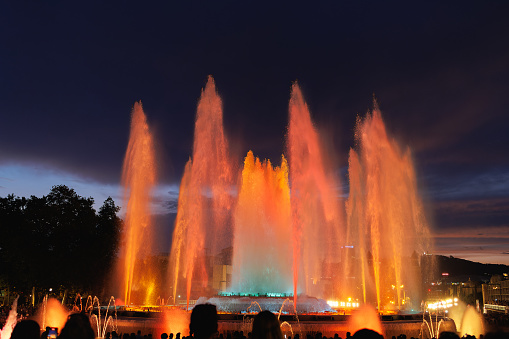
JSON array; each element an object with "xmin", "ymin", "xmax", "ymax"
[
  {"xmin": 459, "ymin": 305, "xmax": 484, "ymax": 338},
  {"xmin": 102, "ymin": 76, "xmax": 450, "ymax": 339},
  {"xmin": 0, "ymin": 297, "xmax": 18, "ymax": 339},
  {"xmin": 287, "ymin": 85, "xmax": 343, "ymax": 304},
  {"xmin": 167, "ymin": 77, "xmax": 432, "ymax": 314},
  {"xmin": 37, "ymin": 296, "xmax": 69, "ymax": 333},
  {"xmin": 170, "ymin": 76, "xmax": 235, "ymax": 309},
  {"xmin": 348, "ymin": 305, "xmax": 383, "ymax": 336},
  {"xmin": 119, "ymin": 101, "xmax": 158, "ymax": 305},
  {"xmin": 89, "ymin": 296, "xmax": 118, "ymax": 339},
  {"xmin": 231, "ymin": 151, "xmax": 292, "ymax": 295},
  {"xmin": 343, "ymin": 104, "xmax": 431, "ymax": 311},
  {"xmin": 449, "ymin": 303, "xmax": 484, "ymax": 338}
]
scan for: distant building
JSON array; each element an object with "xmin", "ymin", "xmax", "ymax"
[
  {"xmin": 212, "ymin": 247, "xmax": 233, "ymax": 293},
  {"xmin": 482, "ymin": 275, "xmax": 509, "ymax": 303},
  {"xmin": 212, "ymin": 264, "xmax": 232, "ymax": 291}
]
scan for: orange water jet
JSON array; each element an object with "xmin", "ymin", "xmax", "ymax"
[
  {"xmin": 120, "ymin": 101, "xmax": 157, "ymax": 305},
  {"xmin": 231, "ymin": 151, "xmax": 292, "ymax": 294},
  {"xmin": 167, "ymin": 78, "xmax": 432, "ymax": 312},
  {"xmin": 459, "ymin": 305, "xmax": 484, "ymax": 338},
  {"xmin": 169, "ymin": 76, "xmax": 234, "ymax": 308},
  {"xmin": 345, "ymin": 102, "xmax": 431, "ymax": 310},
  {"xmin": 287, "ymin": 84, "xmax": 343, "ymax": 305}
]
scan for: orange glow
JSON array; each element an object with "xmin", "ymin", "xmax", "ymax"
[
  {"xmin": 347, "ymin": 304, "xmax": 383, "ymax": 336},
  {"xmin": 287, "ymin": 84, "xmax": 343, "ymax": 305},
  {"xmin": 167, "ymin": 78, "xmax": 432, "ymax": 310},
  {"xmin": 120, "ymin": 101, "xmax": 157, "ymax": 305},
  {"xmin": 345, "ymin": 103, "xmax": 432, "ymax": 310},
  {"xmin": 459, "ymin": 305, "xmax": 484, "ymax": 338},
  {"xmin": 155, "ymin": 308, "xmax": 190, "ymax": 337},
  {"xmin": 231, "ymin": 151, "xmax": 292, "ymax": 294},
  {"xmin": 169, "ymin": 76, "xmax": 234, "ymax": 308},
  {"xmin": 37, "ymin": 298, "xmax": 69, "ymax": 332}
]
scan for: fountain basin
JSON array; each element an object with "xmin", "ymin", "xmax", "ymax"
[{"xmin": 196, "ymin": 295, "xmax": 333, "ymax": 314}]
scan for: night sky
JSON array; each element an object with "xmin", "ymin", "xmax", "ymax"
[{"xmin": 1, "ymin": 2, "xmax": 508, "ymax": 264}]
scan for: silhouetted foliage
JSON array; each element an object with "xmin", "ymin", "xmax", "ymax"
[{"xmin": 0, "ymin": 185, "xmax": 121, "ymax": 295}]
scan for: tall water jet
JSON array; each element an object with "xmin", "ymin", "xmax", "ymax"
[
  {"xmin": 168, "ymin": 77, "xmax": 433, "ymax": 312},
  {"xmin": 287, "ymin": 83, "xmax": 343, "ymax": 304},
  {"xmin": 231, "ymin": 151, "xmax": 292, "ymax": 294},
  {"xmin": 345, "ymin": 102, "xmax": 431, "ymax": 310},
  {"xmin": 0, "ymin": 296, "xmax": 18, "ymax": 339},
  {"xmin": 169, "ymin": 76, "xmax": 234, "ymax": 308},
  {"xmin": 120, "ymin": 101, "xmax": 157, "ymax": 305},
  {"xmin": 344, "ymin": 149, "xmax": 369, "ymax": 304},
  {"xmin": 459, "ymin": 305, "xmax": 484, "ymax": 338}
]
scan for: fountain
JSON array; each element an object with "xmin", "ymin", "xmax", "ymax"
[
  {"xmin": 37, "ymin": 296, "xmax": 68, "ymax": 334},
  {"xmin": 343, "ymin": 103, "xmax": 431, "ymax": 310},
  {"xmin": 347, "ymin": 305, "xmax": 383, "ymax": 336},
  {"xmin": 287, "ymin": 85, "xmax": 343, "ymax": 305},
  {"xmin": 89, "ymin": 296, "xmax": 118, "ymax": 339},
  {"xmin": 166, "ymin": 77, "xmax": 432, "ymax": 314},
  {"xmin": 421, "ymin": 312, "xmax": 446, "ymax": 339},
  {"xmin": 119, "ymin": 101, "xmax": 158, "ymax": 306},
  {"xmin": 231, "ymin": 151, "xmax": 292, "ymax": 295},
  {"xmin": 108, "ymin": 74, "xmax": 435, "ymax": 338},
  {"xmin": 0, "ymin": 296, "xmax": 18, "ymax": 339},
  {"xmin": 458, "ymin": 305, "xmax": 484, "ymax": 338},
  {"xmin": 170, "ymin": 76, "xmax": 235, "ymax": 309}
]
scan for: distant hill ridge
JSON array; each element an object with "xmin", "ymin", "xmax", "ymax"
[{"xmin": 423, "ymin": 254, "xmax": 509, "ymax": 280}]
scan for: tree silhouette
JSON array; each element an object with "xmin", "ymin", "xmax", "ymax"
[{"xmin": 0, "ymin": 185, "xmax": 121, "ymax": 297}]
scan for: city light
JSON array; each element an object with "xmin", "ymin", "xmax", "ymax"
[
  {"xmin": 426, "ymin": 298, "xmax": 458, "ymax": 310},
  {"xmin": 327, "ymin": 300, "xmax": 360, "ymax": 308}
]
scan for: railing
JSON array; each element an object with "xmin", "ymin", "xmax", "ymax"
[{"xmin": 484, "ymin": 303, "xmax": 508, "ymax": 313}]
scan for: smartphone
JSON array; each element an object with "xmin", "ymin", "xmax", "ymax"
[{"xmin": 48, "ymin": 327, "xmax": 58, "ymax": 339}]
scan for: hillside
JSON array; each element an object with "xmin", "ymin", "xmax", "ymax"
[{"xmin": 422, "ymin": 254, "xmax": 509, "ymax": 281}]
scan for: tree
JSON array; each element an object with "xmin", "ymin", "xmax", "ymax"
[{"xmin": 0, "ymin": 185, "xmax": 122, "ymax": 297}]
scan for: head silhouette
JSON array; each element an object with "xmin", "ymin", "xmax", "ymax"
[
  {"xmin": 351, "ymin": 329, "xmax": 383, "ymax": 339},
  {"xmin": 58, "ymin": 313, "xmax": 95, "ymax": 339},
  {"xmin": 251, "ymin": 311, "xmax": 283, "ymax": 339},
  {"xmin": 11, "ymin": 320, "xmax": 40, "ymax": 339},
  {"xmin": 189, "ymin": 304, "xmax": 218, "ymax": 339}
]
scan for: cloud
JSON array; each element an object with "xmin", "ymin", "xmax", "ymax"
[
  {"xmin": 0, "ymin": 163, "xmax": 121, "ymax": 211},
  {"xmin": 421, "ymin": 166, "xmax": 509, "ymax": 201},
  {"xmin": 433, "ymin": 233, "xmax": 509, "ymax": 265},
  {"xmin": 431, "ymin": 197, "xmax": 509, "ymax": 234}
]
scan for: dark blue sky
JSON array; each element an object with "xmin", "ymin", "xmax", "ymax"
[{"xmin": 1, "ymin": 1, "xmax": 508, "ymax": 264}]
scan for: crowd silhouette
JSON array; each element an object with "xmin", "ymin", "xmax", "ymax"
[{"xmin": 2, "ymin": 302, "xmax": 509, "ymax": 339}]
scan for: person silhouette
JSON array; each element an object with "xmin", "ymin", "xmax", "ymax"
[
  {"xmin": 189, "ymin": 304, "xmax": 218, "ymax": 339},
  {"xmin": 57, "ymin": 313, "xmax": 95, "ymax": 339},
  {"xmin": 251, "ymin": 311, "xmax": 283, "ymax": 339},
  {"xmin": 11, "ymin": 320, "xmax": 40, "ymax": 339},
  {"xmin": 351, "ymin": 329, "xmax": 383, "ymax": 339}
]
